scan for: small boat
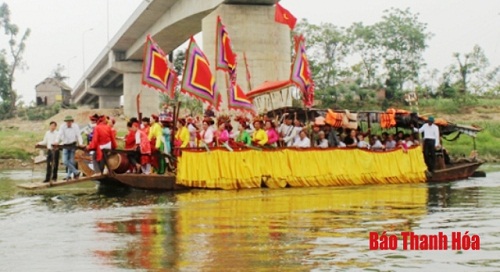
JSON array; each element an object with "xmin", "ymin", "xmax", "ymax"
[{"xmin": 86, "ymin": 108, "xmax": 484, "ymax": 191}]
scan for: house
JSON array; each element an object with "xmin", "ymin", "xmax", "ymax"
[{"xmin": 35, "ymin": 77, "xmax": 72, "ymax": 106}]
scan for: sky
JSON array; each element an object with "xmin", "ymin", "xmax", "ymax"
[{"xmin": 3, "ymin": 0, "xmax": 500, "ymax": 104}]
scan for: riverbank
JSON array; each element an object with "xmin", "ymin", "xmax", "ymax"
[
  {"xmin": 1, "ymin": 104, "xmax": 499, "ymax": 169},
  {"xmin": 0, "ymin": 108, "xmax": 126, "ymax": 170}
]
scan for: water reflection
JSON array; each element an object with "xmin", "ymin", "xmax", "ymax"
[
  {"xmin": 93, "ymin": 185, "xmax": 428, "ymax": 271},
  {"xmin": 2, "ymin": 171, "xmax": 500, "ymax": 271}
]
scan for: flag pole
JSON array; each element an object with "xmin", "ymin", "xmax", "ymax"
[
  {"xmin": 243, "ymin": 52, "xmax": 252, "ymax": 92},
  {"xmin": 224, "ymin": 72, "xmax": 231, "ymax": 114},
  {"xmin": 136, "ymin": 90, "xmax": 142, "ymax": 120}
]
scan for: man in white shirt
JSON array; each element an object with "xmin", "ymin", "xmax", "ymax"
[
  {"xmin": 370, "ymin": 135, "xmax": 385, "ymax": 151},
  {"xmin": 56, "ymin": 115, "xmax": 84, "ymax": 180},
  {"xmin": 280, "ymin": 118, "xmax": 297, "ymax": 147},
  {"xmin": 293, "ymin": 130, "xmax": 311, "ymax": 148},
  {"xmin": 316, "ymin": 131, "xmax": 329, "ymax": 148},
  {"xmin": 278, "ymin": 114, "xmax": 293, "ymax": 147},
  {"xmin": 37, "ymin": 121, "xmax": 59, "ymax": 182},
  {"xmin": 356, "ymin": 134, "xmax": 370, "ymax": 149},
  {"xmin": 414, "ymin": 116, "xmax": 440, "ymax": 172}
]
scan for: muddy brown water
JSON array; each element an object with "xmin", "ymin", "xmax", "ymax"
[{"xmin": 1, "ymin": 166, "xmax": 500, "ymax": 271}]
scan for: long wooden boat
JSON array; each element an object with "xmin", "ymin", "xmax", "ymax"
[
  {"xmin": 18, "ymin": 108, "xmax": 484, "ymax": 191},
  {"xmin": 90, "ymin": 108, "xmax": 484, "ymax": 191},
  {"xmin": 88, "ymin": 147, "xmax": 483, "ymax": 191}
]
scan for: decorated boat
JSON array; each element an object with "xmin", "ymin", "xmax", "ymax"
[
  {"xmin": 17, "ymin": 21, "xmax": 482, "ymax": 191},
  {"xmin": 75, "ymin": 107, "xmax": 482, "ymax": 191}
]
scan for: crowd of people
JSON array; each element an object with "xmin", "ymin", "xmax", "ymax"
[
  {"xmin": 170, "ymin": 112, "xmax": 425, "ymax": 152},
  {"xmin": 37, "ymin": 114, "xmax": 118, "ymax": 182},
  {"xmin": 36, "ymin": 108, "xmax": 443, "ymax": 181}
]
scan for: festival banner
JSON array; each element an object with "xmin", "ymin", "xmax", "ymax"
[
  {"xmin": 290, "ymin": 36, "xmax": 314, "ymax": 107},
  {"xmin": 215, "ymin": 16, "xmax": 237, "ymax": 74},
  {"xmin": 181, "ymin": 37, "xmax": 221, "ymax": 109},
  {"xmin": 141, "ymin": 35, "xmax": 178, "ymax": 98},
  {"xmin": 228, "ymin": 83, "xmax": 255, "ymax": 114}
]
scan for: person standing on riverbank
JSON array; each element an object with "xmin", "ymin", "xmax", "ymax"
[
  {"xmin": 56, "ymin": 115, "xmax": 83, "ymax": 180},
  {"xmin": 37, "ymin": 121, "xmax": 59, "ymax": 182}
]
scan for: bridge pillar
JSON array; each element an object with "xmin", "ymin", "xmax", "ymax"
[
  {"xmin": 202, "ymin": 4, "xmax": 292, "ymax": 114},
  {"xmin": 123, "ymin": 73, "xmax": 160, "ymax": 118},
  {"xmin": 98, "ymin": 94, "xmax": 121, "ymax": 109},
  {"xmin": 88, "ymin": 88, "xmax": 122, "ymax": 109}
]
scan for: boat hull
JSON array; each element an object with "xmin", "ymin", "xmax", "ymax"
[
  {"xmin": 97, "ymin": 174, "xmax": 187, "ymax": 191},
  {"xmin": 427, "ymin": 161, "xmax": 483, "ymax": 183},
  {"xmin": 96, "ymin": 161, "xmax": 483, "ymax": 191}
]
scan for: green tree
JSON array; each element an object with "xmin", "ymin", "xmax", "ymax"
[
  {"xmin": 161, "ymin": 49, "xmax": 203, "ymax": 116},
  {"xmin": 173, "ymin": 49, "xmax": 185, "ymax": 76},
  {"xmin": 346, "ymin": 22, "xmax": 380, "ymax": 87},
  {"xmin": 294, "ymin": 19, "xmax": 349, "ymax": 109},
  {"xmin": 0, "ymin": 3, "xmax": 30, "ymax": 119},
  {"xmin": 450, "ymin": 45, "xmax": 495, "ymax": 101},
  {"xmin": 436, "ymin": 70, "xmax": 458, "ymax": 98},
  {"xmin": 374, "ymin": 8, "xmax": 431, "ymax": 100},
  {"xmin": 0, "ymin": 54, "xmax": 10, "ymax": 117}
]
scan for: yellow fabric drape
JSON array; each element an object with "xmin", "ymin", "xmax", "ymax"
[{"xmin": 176, "ymin": 147, "xmax": 427, "ymax": 189}]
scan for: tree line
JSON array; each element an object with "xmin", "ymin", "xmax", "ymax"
[
  {"xmin": 1, "ymin": 4, "xmax": 499, "ymax": 121},
  {"xmin": 294, "ymin": 8, "xmax": 500, "ymax": 109}
]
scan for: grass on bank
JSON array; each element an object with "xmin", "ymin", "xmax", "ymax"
[
  {"xmin": 419, "ymin": 98, "xmax": 500, "ymax": 115},
  {"xmin": 0, "ymin": 128, "xmax": 38, "ymax": 160},
  {"xmin": 1, "ymin": 99, "xmax": 499, "ymax": 161},
  {"xmin": 444, "ymin": 121, "xmax": 500, "ymax": 161}
]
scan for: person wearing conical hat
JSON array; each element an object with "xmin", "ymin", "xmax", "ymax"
[{"xmin": 56, "ymin": 115, "xmax": 83, "ymax": 180}]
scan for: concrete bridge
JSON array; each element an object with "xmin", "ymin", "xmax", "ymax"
[{"xmin": 72, "ymin": 0, "xmax": 291, "ymax": 117}]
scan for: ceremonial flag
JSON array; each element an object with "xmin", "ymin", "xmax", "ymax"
[
  {"xmin": 165, "ymin": 68, "xmax": 178, "ymax": 99},
  {"xmin": 181, "ymin": 37, "xmax": 221, "ymax": 110},
  {"xmin": 141, "ymin": 35, "xmax": 178, "ymax": 98},
  {"xmin": 275, "ymin": 3, "xmax": 297, "ymax": 30},
  {"xmin": 290, "ymin": 37, "xmax": 314, "ymax": 107},
  {"xmin": 228, "ymin": 83, "xmax": 255, "ymax": 114},
  {"xmin": 215, "ymin": 16, "xmax": 237, "ymax": 75}
]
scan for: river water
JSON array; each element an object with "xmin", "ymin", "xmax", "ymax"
[{"xmin": 1, "ymin": 166, "xmax": 500, "ymax": 271}]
